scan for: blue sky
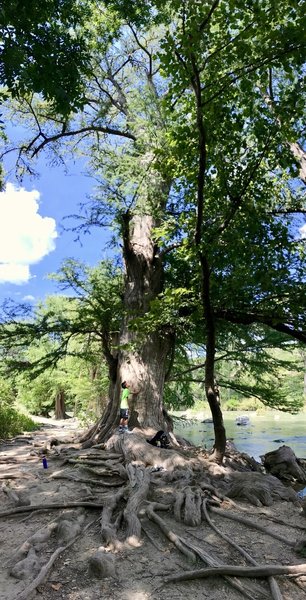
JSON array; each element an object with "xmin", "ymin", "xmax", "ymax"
[{"xmin": 0, "ymin": 150, "xmax": 111, "ymax": 305}]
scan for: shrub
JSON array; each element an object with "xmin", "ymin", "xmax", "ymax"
[
  {"xmin": 0, "ymin": 404, "xmax": 37, "ymax": 439},
  {"xmin": 225, "ymin": 398, "xmax": 240, "ymax": 411}
]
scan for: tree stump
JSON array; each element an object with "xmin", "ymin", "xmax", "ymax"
[{"xmin": 262, "ymin": 445, "xmax": 306, "ymax": 483}]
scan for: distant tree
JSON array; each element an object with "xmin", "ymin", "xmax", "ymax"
[
  {"xmin": 15, "ymin": 342, "xmax": 109, "ymax": 420},
  {"xmin": 0, "ymin": 261, "xmax": 120, "ymax": 418}
]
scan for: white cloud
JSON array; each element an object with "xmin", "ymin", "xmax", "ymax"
[
  {"xmin": 0, "ymin": 264, "xmax": 30, "ymax": 284},
  {"xmin": 0, "ymin": 183, "xmax": 57, "ymax": 284},
  {"xmin": 22, "ymin": 295, "xmax": 35, "ymax": 302},
  {"xmin": 300, "ymin": 223, "xmax": 306, "ymax": 239}
]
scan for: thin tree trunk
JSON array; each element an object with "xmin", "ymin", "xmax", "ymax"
[
  {"xmin": 201, "ymin": 255, "xmax": 226, "ymax": 463},
  {"xmin": 189, "ymin": 49, "xmax": 226, "ymax": 462}
]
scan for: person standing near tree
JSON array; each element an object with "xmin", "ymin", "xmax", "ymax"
[{"xmin": 119, "ymin": 381, "xmax": 131, "ymax": 433}]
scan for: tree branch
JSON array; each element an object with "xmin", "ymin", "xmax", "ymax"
[
  {"xmin": 170, "ymin": 362, "xmax": 206, "ymax": 381},
  {"xmin": 203, "ymin": 43, "xmax": 306, "ymax": 107},
  {"xmin": 216, "ymin": 309, "xmax": 306, "ymax": 343},
  {"xmin": 199, "ymin": 0, "xmax": 221, "ymax": 32},
  {"xmin": 28, "ymin": 125, "xmax": 135, "ymax": 157}
]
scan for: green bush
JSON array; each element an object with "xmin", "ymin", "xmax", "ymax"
[
  {"xmin": 224, "ymin": 397, "xmax": 262, "ymax": 411},
  {"xmin": 225, "ymin": 398, "xmax": 240, "ymax": 411},
  {"xmin": 0, "ymin": 404, "xmax": 37, "ymax": 439}
]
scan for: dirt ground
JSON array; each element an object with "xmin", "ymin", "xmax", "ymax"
[{"xmin": 1, "ymin": 418, "xmax": 306, "ymax": 600}]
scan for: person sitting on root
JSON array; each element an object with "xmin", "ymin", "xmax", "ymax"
[{"xmin": 147, "ymin": 430, "xmax": 170, "ymax": 448}]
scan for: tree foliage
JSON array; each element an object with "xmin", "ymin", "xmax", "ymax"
[
  {"xmin": 0, "ymin": 1, "xmax": 305, "ymax": 452},
  {"xmin": 0, "ymin": 261, "xmax": 121, "ymax": 418},
  {"xmin": 0, "ymin": 0, "xmax": 117, "ymax": 114}
]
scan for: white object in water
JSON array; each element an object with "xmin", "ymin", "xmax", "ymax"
[{"xmin": 236, "ymin": 415, "xmax": 250, "ymax": 426}]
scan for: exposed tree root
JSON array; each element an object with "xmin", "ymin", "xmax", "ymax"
[
  {"xmin": 225, "ymin": 471, "xmax": 298, "ymax": 505},
  {"xmin": 147, "ymin": 504, "xmax": 267, "ymax": 599},
  {"xmin": 0, "ymin": 501, "xmax": 106, "ymax": 518},
  {"xmin": 202, "ymin": 499, "xmax": 283, "ymax": 600},
  {"xmin": 263, "ymin": 446, "xmax": 306, "ymax": 484},
  {"xmin": 146, "ymin": 504, "xmax": 196, "ymax": 562},
  {"xmin": 178, "ymin": 535, "xmax": 269, "ymax": 600},
  {"xmin": 6, "ymin": 520, "xmax": 58, "ymax": 568},
  {"xmin": 209, "ymin": 505, "xmax": 297, "ymax": 547},
  {"xmin": 77, "ymin": 463, "xmax": 127, "ymax": 480},
  {"xmin": 0, "ymin": 472, "xmax": 32, "ymax": 480},
  {"xmin": 51, "ymin": 471, "xmax": 124, "ymax": 487},
  {"xmin": 66, "ymin": 458, "xmax": 117, "ymax": 466},
  {"xmin": 99, "ymin": 487, "xmax": 128, "ymax": 550},
  {"xmin": 2, "ymin": 483, "xmax": 31, "ymax": 507},
  {"xmin": 124, "ymin": 465, "xmax": 151, "ymax": 543},
  {"xmin": 3, "ymin": 425, "xmax": 306, "ymax": 600},
  {"xmin": 11, "ymin": 518, "xmax": 97, "ymax": 600},
  {"xmin": 140, "ymin": 521, "xmax": 166, "ymax": 551},
  {"xmin": 256, "ymin": 510, "xmax": 306, "ymax": 531},
  {"xmin": 105, "ymin": 430, "xmax": 195, "ymax": 471},
  {"xmin": 164, "ymin": 562, "xmax": 306, "ymax": 584}
]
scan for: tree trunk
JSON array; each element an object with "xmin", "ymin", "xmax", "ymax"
[
  {"xmin": 201, "ymin": 255, "xmax": 226, "ymax": 463},
  {"xmin": 302, "ymin": 351, "xmax": 306, "ymax": 396},
  {"xmin": 117, "ymin": 212, "xmax": 172, "ymax": 430},
  {"xmin": 55, "ymin": 390, "xmax": 67, "ymax": 420},
  {"xmin": 289, "ymin": 141, "xmax": 306, "ymax": 184},
  {"xmin": 85, "ymin": 207, "xmax": 173, "ymax": 446}
]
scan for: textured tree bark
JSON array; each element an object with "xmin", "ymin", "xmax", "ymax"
[
  {"xmin": 84, "ymin": 198, "xmax": 172, "ymax": 445},
  {"xmin": 165, "ymin": 562, "xmax": 306, "ymax": 584},
  {"xmin": 289, "ymin": 141, "xmax": 306, "ymax": 184},
  {"xmin": 54, "ymin": 390, "xmax": 67, "ymax": 420},
  {"xmin": 263, "ymin": 445, "xmax": 306, "ymax": 484},
  {"xmin": 189, "ymin": 47, "xmax": 227, "ymax": 463},
  {"xmin": 115, "ymin": 212, "xmax": 173, "ymax": 430}
]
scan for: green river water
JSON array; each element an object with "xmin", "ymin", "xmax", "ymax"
[{"xmin": 174, "ymin": 411, "xmax": 306, "ymax": 461}]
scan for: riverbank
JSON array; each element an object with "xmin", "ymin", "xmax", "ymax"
[{"xmin": 173, "ymin": 410, "xmax": 306, "ymax": 461}]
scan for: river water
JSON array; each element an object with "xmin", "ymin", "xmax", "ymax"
[{"xmin": 173, "ymin": 411, "xmax": 306, "ymax": 461}]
